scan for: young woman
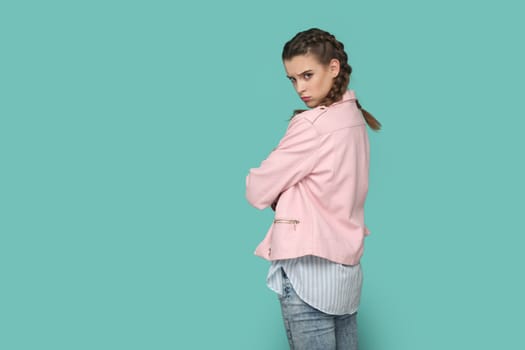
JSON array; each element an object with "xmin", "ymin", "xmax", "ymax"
[{"xmin": 246, "ymin": 28, "xmax": 381, "ymax": 350}]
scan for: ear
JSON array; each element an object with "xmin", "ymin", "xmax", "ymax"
[{"xmin": 329, "ymin": 58, "xmax": 341, "ymax": 78}]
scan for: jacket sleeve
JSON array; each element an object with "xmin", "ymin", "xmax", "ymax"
[{"xmin": 245, "ymin": 118, "xmax": 320, "ymax": 210}]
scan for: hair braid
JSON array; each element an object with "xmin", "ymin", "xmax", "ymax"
[
  {"xmin": 282, "ymin": 28, "xmax": 381, "ymax": 131},
  {"xmin": 320, "ymin": 34, "xmax": 351, "ymax": 107}
]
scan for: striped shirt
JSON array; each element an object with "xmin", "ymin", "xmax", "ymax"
[{"xmin": 267, "ymin": 255, "xmax": 363, "ymax": 315}]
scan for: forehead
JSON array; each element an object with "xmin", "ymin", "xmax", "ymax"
[{"xmin": 283, "ymin": 54, "xmax": 323, "ymax": 76}]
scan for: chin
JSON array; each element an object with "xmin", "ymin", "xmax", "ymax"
[{"xmin": 305, "ymin": 100, "xmax": 318, "ymax": 108}]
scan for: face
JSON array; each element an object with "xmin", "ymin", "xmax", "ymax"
[{"xmin": 284, "ymin": 54, "xmax": 340, "ymax": 108}]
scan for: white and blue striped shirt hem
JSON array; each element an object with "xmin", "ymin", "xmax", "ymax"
[{"xmin": 267, "ymin": 255, "xmax": 363, "ymax": 315}]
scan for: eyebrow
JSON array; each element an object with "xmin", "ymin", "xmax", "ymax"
[{"xmin": 286, "ymin": 69, "xmax": 313, "ymax": 79}]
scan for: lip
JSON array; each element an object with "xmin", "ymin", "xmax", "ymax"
[{"xmin": 301, "ymin": 96, "xmax": 311, "ymax": 102}]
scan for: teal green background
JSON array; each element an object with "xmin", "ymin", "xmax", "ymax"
[{"xmin": 1, "ymin": 0, "xmax": 524, "ymax": 349}]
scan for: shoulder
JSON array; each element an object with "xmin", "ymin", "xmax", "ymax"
[
  {"xmin": 288, "ymin": 90, "xmax": 360, "ymax": 129},
  {"xmin": 291, "ymin": 106, "xmax": 329, "ymax": 125}
]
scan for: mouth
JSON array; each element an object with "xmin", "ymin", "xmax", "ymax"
[{"xmin": 301, "ymin": 96, "xmax": 312, "ymax": 102}]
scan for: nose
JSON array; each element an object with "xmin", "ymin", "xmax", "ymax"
[{"xmin": 295, "ymin": 81, "xmax": 306, "ymax": 95}]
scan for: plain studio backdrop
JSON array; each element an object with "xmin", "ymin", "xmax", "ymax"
[{"xmin": 1, "ymin": 0, "xmax": 524, "ymax": 349}]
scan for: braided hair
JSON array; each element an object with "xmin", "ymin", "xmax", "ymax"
[{"xmin": 282, "ymin": 28, "xmax": 381, "ymax": 131}]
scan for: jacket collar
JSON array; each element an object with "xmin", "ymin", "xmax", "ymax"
[
  {"xmin": 334, "ymin": 90, "xmax": 356, "ymax": 105},
  {"xmin": 318, "ymin": 90, "xmax": 356, "ymax": 109}
]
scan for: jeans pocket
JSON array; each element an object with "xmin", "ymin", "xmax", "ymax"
[{"xmin": 280, "ymin": 269, "xmax": 292, "ymax": 299}]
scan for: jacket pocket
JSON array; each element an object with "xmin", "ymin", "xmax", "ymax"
[{"xmin": 273, "ymin": 218, "xmax": 300, "ymax": 231}]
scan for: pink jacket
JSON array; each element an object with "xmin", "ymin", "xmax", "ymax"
[{"xmin": 246, "ymin": 90, "xmax": 371, "ymax": 265}]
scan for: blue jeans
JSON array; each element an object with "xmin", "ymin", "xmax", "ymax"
[{"xmin": 278, "ymin": 269, "xmax": 358, "ymax": 350}]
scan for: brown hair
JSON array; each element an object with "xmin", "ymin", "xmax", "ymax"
[{"xmin": 282, "ymin": 28, "xmax": 381, "ymax": 131}]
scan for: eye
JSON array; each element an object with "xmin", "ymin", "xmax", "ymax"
[
  {"xmin": 303, "ymin": 73, "xmax": 313, "ymax": 80},
  {"xmin": 289, "ymin": 77, "xmax": 297, "ymax": 84}
]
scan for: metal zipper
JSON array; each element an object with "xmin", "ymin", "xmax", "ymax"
[{"xmin": 273, "ymin": 218, "xmax": 300, "ymax": 231}]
